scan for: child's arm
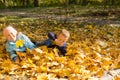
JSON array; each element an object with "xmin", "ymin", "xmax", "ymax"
[
  {"xmin": 9, "ymin": 51, "xmax": 18, "ymax": 61},
  {"xmin": 6, "ymin": 43, "xmax": 18, "ymax": 61},
  {"xmin": 34, "ymin": 40, "xmax": 46, "ymax": 47},
  {"xmin": 58, "ymin": 46, "xmax": 66, "ymax": 56},
  {"xmin": 48, "ymin": 32, "xmax": 56, "ymax": 40},
  {"xmin": 58, "ymin": 43, "xmax": 67, "ymax": 56},
  {"xmin": 30, "ymin": 32, "xmax": 55, "ymax": 47},
  {"xmin": 20, "ymin": 33, "xmax": 36, "ymax": 49},
  {"xmin": 34, "ymin": 32, "xmax": 55, "ymax": 47}
]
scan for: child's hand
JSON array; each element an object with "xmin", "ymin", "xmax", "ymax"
[
  {"xmin": 15, "ymin": 57, "xmax": 20, "ymax": 63},
  {"xmin": 55, "ymin": 39, "xmax": 63, "ymax": 46},
  {"xmin": 13, "ymin": 56, "xmax": 20, "ymax": 63}
]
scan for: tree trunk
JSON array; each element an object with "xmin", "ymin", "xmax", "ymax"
[
  {"xmin": 110, "ymin": 0, "xmax": 114, "ymax": 5},
  {"xmin": 26, "ymin": 0, "xmax": 30, "ymax": 5},
  {"xmin": 22, "ymin": 0, "xmax": 25, "ymax": 6},
  {"xmin": 34, "ymin": 0, "xmax": 38, "ymax": 7},
  {"xmin": 81, "ymin": 0, "xmax": 87, "ymax": 6}
]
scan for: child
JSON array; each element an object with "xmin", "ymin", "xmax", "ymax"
[
  {"xmin": 35, "ymin": 29, "xmax": 70, "ymax": 56},
  {"xmin": 3, "ymin": 26, "xmax": 36, "ymax": 62}
]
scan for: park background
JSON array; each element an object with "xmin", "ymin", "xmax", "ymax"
[{"xmin": 0, "ymin": 0, "xmax": 120, "ymax": 80}]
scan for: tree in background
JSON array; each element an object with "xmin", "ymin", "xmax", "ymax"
[
  {"xmin": 22, "ymin": 0, "xmax": 30, "ymax": 7},
  {"xmin": 0, "ymin": 0, "xmax": 119, "ymax": 8},
  {"xmin": 34, "ymin": 0, "xmax": 38, "ymax": 7},
  {"xmin": 81, "ymin": 0, "xmax": 88, "ymax": 6}
]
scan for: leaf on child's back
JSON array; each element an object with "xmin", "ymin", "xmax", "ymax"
[{"xmin": 15, "ymin": 39, "xmax": 24, "ymax": 48}]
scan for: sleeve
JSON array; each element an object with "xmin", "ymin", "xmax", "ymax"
[
  {"xmin": 48, "ymin": 32, "xmax": 56, "ymax": 40},
  {"xmin": 58, "ymin": 43, "xmax": 67, "ymax": 56},
  {"xmin": 59, "ymin": 46, "xmax": 66, "ymax": 56},
  {"xmin": 9, "ymin": 51, "xmax": 18, "ymax": 61},
  {"xmin": 21, "ymin": 33, "xmax": 36, "ymax": 50},
  {"xmin": 35, "ymin": 40, "xmax": 46, "ymax": 47},
  {"xmin": 6, "ymin": 43, "xmax": 18, "ymax": 61},
  {"xmin": 45, "ymin": 38, "xmax": 52, "ymax": 46},
  {"xmin": 33, "ymin": 32, "xmax": 55, "ymax": 47}
]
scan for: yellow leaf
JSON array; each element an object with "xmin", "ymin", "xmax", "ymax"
[
  {"xmin": 53, "ymin": 48, "xmax": 59, "ymax": 56},
  {"xmin": 87, "ymin": 64, "xmax": 99, "ymax": 72},
  {"xmin": 56, "ymin": 57, "xmax": 66, "ymax": 63},
  {"xmin": 34, "ymin": 48, "xmax": 43, "ymax": 54},
  {"xmin": 16, "ymin": 52, "xmax": 26, "ymax": 60},
  {"xmin": 62, "ymin": 68, "xmax": 71, "ymax": 76},
  {"xmin": 40, "ymin": 66, "xmax": 47, "ymax": 72},
  {"xmin": 6, "ymin": 75, "xmax": 11, "ymax": 80},
  {"xmin": 85, "ymin": 25, "xmax": 93, "ymax": 29},
  {"xmin": 37, "ymin": 73, "xmax": 48, "ymax": 80},
  {"xmin": 67, "ymin": 60, "xmax": 75, "ymax": 68},
  {"xmin": 96, "ymin": 69, "xmax": 104, "ymax": 77},
  {"xmin": 53, "ymin": 20, "xmax": 57, "ymax": 24},
  {"xmin": 56, "ymin": 69, "xmax": 63, "ymax": 77},
  {"xmin": 28, "ymin": 58, "xmax": 33, "ymax": 64},
  {"xmin": 16, "ymin": 39, "xmax": 24, "ymax": 48},
  {"xmin": 101, "ymin": 57, "xmax": 112, "ymax": 70},
  {"xmin": 41, "ymin": 46, "xmax": 48, "ymax": 53},
  {"xmin": 1, "ymin": 59, "xmax": 13, "ymax": 71},
  {"xmin": 33, "ymin": 55, "xmax": 40, "ymax": 60},
  {"xmin": 28, "ymin": 58, "xmax": 36, "ymax": 68},
  {"xmin": 46, "ymin": 52, "xmax": 55, "ymax": 61},
  {"xmin": 73, "ymin": 66, "xmax": 81, "ymax": 74},
  {"xmin": 114, "ymin": 75, "xmax": 120, "ymax": 80}
]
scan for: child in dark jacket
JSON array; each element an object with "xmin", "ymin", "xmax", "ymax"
[{"xmin": 35, "ymin": 29, "xmax": 70, "ymax": 55}]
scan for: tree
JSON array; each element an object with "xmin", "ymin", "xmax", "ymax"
[
  {"xmin": 81, "ymin": 0, "xmax": 88, "ymax": 6},
  {"xmin": 34, "ymin": 0, "xmax": 38, "ymax": 7}
]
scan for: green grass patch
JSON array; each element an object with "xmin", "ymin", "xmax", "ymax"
[{"xmin": 0, "ymin": 15, "xmax": 39, "ymax": 23}]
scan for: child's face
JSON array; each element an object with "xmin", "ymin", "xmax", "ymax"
[
  {"xmin": 3, "ymin": 27, "xmax": 17, "ymax": 41},
  {"xmin": 55, "ymin": 33, "xmax": 69, "ymax": 46}
]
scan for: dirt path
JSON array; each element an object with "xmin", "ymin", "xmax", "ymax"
[{"xmin": 0, "ymin": 8, "xmax": 120, "ymax": 26}]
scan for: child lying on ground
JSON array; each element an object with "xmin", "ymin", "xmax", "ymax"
[
  {"xmin": 3, "ymin": 26, "xmax": 36, "ymax": 62},
  {"xmin": 34, "ymin": 29, "xmax": 70, "ymax": 56}
]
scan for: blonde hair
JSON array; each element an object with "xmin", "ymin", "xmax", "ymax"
[
  {"xmin": 3, "ymin": 25, "xmax": 17, "ymax": 37},
  {"xmin": 57, "ymin": 29, "xmax": 70, "ymax": 38}
]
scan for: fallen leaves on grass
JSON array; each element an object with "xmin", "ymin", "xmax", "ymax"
[{"xmin": 0, "ymin": 24, "xmax": 120, "ymax": 79}]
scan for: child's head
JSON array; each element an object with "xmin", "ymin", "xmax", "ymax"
[
  {"xmin": 3, "ymin": 26, "xmax": 18, "ymax": 41},
  {"xmin": 55, "ymin": 29, "xmax": 70, "ymax": 46}
]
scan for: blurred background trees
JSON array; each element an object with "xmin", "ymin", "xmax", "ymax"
[{"xmin": 0, "ymin": 0, "xmax": 119, "ymax": 8}]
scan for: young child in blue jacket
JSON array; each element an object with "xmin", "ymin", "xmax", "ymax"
[
  {"xmin": 35, "ymin": 29, "xmax": 70, "ymax": 56},
  {"xmin": 3, "ymin": 26, "xmax": 36, "ymax": 62}
]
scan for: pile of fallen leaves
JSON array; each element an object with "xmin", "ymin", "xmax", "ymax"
[{"xmin": 0, "ymin": 23, "xmax": 120, "ymax": 80}]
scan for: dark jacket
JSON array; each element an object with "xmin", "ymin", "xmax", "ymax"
[{"xmin": 36, "ymin": 32, "xmax": 67, "ymax": 55}]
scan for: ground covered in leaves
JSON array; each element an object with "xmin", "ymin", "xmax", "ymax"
[{"xmin": 0, "ymin": 20, "xmax": 120, "ymax": 80}]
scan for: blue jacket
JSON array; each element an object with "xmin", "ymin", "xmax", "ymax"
[
  {"xmin": 6, "ymin": 32, "xmax": 36, "ymax": 61},
  {"xmin": 46, "ymin": 32, "xmax": 67, "ymax": 55}
]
